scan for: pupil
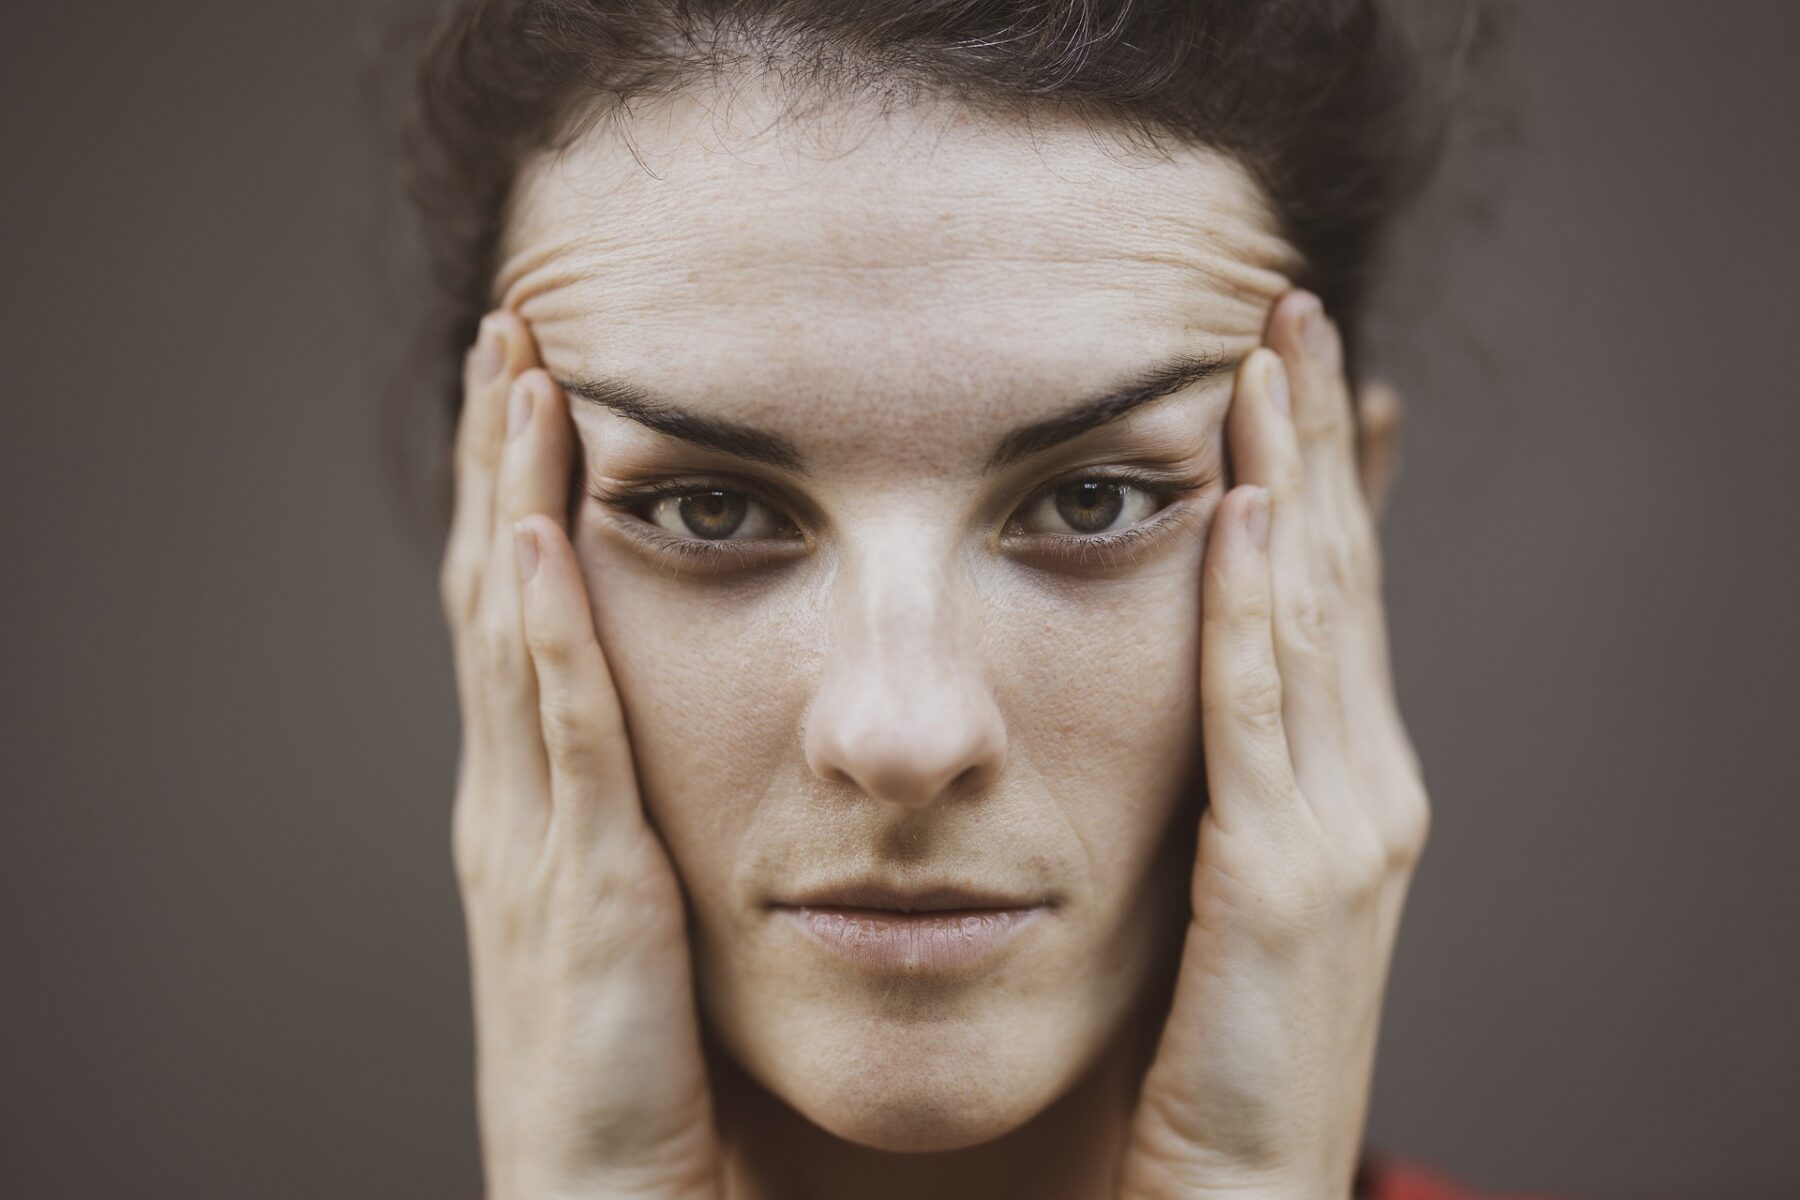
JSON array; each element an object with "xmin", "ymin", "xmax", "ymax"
[
  {"xmin": 1055, "ymin": 481, "xmax": 1124, "ymax": 533},
  {"xmin": 680, "ymin": 490, "xmax": 747, "ymax": 539}
]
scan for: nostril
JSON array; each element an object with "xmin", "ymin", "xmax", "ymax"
[{"xmin": 949, "ymin": 764, "xmax": 981, "ymax": 796}]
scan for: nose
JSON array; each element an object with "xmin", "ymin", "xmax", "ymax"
[{"xmin": 802, "ymin": 545, "xmax": 1007, "ymax": 811}]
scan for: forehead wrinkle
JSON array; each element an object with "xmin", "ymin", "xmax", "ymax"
[
  {"xmin": 511, "ymin": 232, "xmax": 1281, "ymax": 385},
  {"xmin": 500, "ymin": 89, "xmax": 1295, "ymax": 470},
  {"xmin": 501, "ymin": 170, "xmax": 1293, "ymax": 313},
  {"xmin": 497, "ymin": 87, "xmax": 1296, "ymax": 311}
]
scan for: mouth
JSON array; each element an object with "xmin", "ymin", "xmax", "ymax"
[{"xmin": 770, "ymin": 881, "xmax": 1055, "ymax": 974}]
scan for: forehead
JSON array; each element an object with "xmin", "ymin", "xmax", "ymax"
[{"xmin": 496, "ymin": 83, "xmax": 1297, "ymax": 451}]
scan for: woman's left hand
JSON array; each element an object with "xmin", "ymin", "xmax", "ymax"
[{"xmin": 1115, "ymin": 291, "xmax": 1431, "ymax": 1200}]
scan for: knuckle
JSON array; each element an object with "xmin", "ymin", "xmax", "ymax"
[
  {"xmin": 1239, "ymin": 682, "xmax": 1286, "ymax": 732},
  {"xmin": 452, "ymin": 848, "xmax": 484, "ymax": 895},
  {"xmin": 523, "ymin": 616, "xmax": 584, "ymax": 674},
  {"xmin": 1319, "ymin": 532, "xmax": 1373, "ymax": 600},
  {"xmin": 438, "ymin": 551, "xmax": 480, "ymax": 625},
  {"xmin": 1385, "ymin": 781, "xmax": 1433, "ymax": 869},
  {"xmin": 436, "ymin": 565, "xmax": 464, "ymax": 626},
  {"xmin": 1270, "ymin": 451, "xmax": 1305, "ymax": 502},
  {"xmin": 1283, "ymin": 580, "xmax": 1333, "ymax": 658},
  {"xmin": 538, "ymin": 692, "xmax": 595, "ymax": 759},
  {"xmin": 1221, "ymin": 665, "xmax": 1285, "ymax": 733},
  {"xmin": 1323, "ymin": 522, "xmax": 1383, "ymax": 601},
  {"xmin": 452, "ymin": 836, "xmax": 486, "ymax": 895},
  {"xmin": 1216, "ymin": 589, "xmax": 1274, "ymax": 637},
  {"xmin": 1387, "ymin": 818, "xmax": 1430, "ymax": 873},
  {"xmin": 1296, "ymin": 394, "xmax": 1352, "ymax": 446},
  {"xmin": 1332, "ymin": 817, "xmax": 1390, "ymax": 899},
  {"xmin": 451, "ymin": 797, "xmax": 491, "ymax": 892},
  {"xmin": 474, "ymin": 607, "xmax": 526, "ymax": 676}
]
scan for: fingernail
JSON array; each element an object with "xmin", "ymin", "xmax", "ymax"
[
  {"xmin": 513, "ymin": 522, "xmax": 539, "ymax": 582},
  {"xmin": 1244, "ymin": 487, "xmax": 1271, "ymax": 551},
  {"xmin": 472, "ymin": 319, "xmax": 504, "ymax": 382},
  {"xmin": 506, "ymin": 377, "xmax": 533, "ymax": 439},
  {"xmin": 1266, "ymin": 355, "xmax": 1291, "ymax": 418}
]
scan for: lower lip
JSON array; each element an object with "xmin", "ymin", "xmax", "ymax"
[{"xmin": 777, "ymin": 905, "xmax": 1047, "ymax": 974}]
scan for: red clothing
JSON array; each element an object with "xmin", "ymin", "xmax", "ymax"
[
  {"xmin": 1359, "ymin": 1149, "xmax": 1565, "ymax": 1200},
  {"xmin": 471, "ymin": 1149, "xmax": 1554, "ymax": 1197}
]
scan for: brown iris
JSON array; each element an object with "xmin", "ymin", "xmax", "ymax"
[
  {"xmin": 1053, "ymin": 481, "xmax": 1125, "ymax": 533},
  {"xmin": 678, "ymin": 490, "xmax": 748, "ymax": 539}
]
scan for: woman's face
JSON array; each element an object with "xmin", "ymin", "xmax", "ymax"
[{"xmin": 498, "ymin": 83, "xmax": 1295, "ymax": 1152}]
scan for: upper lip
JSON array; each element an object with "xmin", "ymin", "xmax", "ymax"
[{"xmin": 775, "ymin": 880, "xmax": 1052, "ymax": 913}]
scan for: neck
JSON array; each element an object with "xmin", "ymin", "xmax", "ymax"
[{"xmin": 708, "ymin": 968, "xmax": 1177, "ymax": 1200}]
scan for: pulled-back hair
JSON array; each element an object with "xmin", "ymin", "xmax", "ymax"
[{"xmin": 382, "ymin": 0, "xmax": 1491, "ymax": 535}]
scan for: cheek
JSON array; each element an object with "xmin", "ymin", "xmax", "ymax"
[
  {"xmin": 572, "ymin": 530, "xmax": 816, "ymax": 895},
  {"xmin": 989, "ymin": 559, "xmax": 1203, "ymax": 900}
]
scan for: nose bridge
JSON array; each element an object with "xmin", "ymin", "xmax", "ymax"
[
  {"xmin": 851, "ymin": 544, "xmax": 955, "ymax": 673},
  {"xmin": 803, "ymin": 531, "xmax": 1006, "ymax": 809}
]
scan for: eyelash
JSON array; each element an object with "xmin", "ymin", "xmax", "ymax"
[{"xmin": 587, "ymin": 468, "xmax": 1216, "ymax": 573}]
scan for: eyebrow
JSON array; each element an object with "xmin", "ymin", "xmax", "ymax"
[{"xmin": 555, "ymin": 348, "xmax": 1234, "ymax": 476}]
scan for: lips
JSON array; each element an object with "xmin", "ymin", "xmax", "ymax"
[
  {"xmin": 772, "ymin": 879, "xmax": 1055, "ymax": 973},
  {"xmin": 776, "ymin": 880, "xmax": 1051, "ymax": 913}
]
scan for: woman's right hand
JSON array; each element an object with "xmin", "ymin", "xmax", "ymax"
[{"xmin": 440, "ymin": 312, "xmax": 722, "ymax": 1200}]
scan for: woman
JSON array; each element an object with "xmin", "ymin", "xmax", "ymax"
[{"xmin": 404, "ymin": 1, "xmax": 1530, "ymax": 1196}]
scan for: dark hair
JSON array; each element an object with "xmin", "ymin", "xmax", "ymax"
[{"xmin": 381, "ymin": 0, "xmax": 1491, "ymax": 542}]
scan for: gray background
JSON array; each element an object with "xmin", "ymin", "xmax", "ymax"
[{"xmin": 3, "ymin": 3, "xmax": 1794, "ymax": 1197}]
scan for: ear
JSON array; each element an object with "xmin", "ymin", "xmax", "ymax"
[{"xmin": 1354, "ymin": 380, "xmax": 1404, "ymax": 524}]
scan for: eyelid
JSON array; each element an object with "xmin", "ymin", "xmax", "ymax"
[
  {"xmin": 587, "ymin": 465, "xmax": 1217, "ymax": 573},
  {"xmin": 582, "ymin": 477, "xmax": 804, "ymax": 575},
  {"xmin": 1000, "ymin": 471, "xmax": 1215, "ymax": 571},
  {"xmin": 605, "ymin": 517, "xmax": 809, "ymax": 576},
  {"xmin": 1005, "ymin": 467, "xmax": 1194, "ymax": 533},
  {"xmin": 590, "ymin": 474, "xmax": 804, "ymax": 531}
]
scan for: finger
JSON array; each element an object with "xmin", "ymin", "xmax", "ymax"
[
  {"xmin": 1260, "ymin": 291, "xmax": 1353, "ymax": 554},
  {"xmin": 515, "ymin": 513, "xmax": 646, "ymax": 852},
  {"xmin": 1198, "ymin": 483, "xmax": 1310, "ymax": 844},
  {"xmin": 1267, "ymin": 302, "xmax": 1420, "ymax": 849},
  {"xmin": 443, "ymin": 312, "xmax": 539, "ymax": 768},
  {"xmin": 1355, "ymin": 380, "xmax": 1404, "ymax": 525},
  {"xmin": 1263, "ymin": 292, "xmax": 1397, "ymax": 730},
  {"xmin": 441, "ymin": 311, "xmax": 536, "ymax": 630},
  {"xmin": 1224, "ymin": 349, "xmax": 1351, "ymax": 812},
  {"xmin": 474, "ymin": 368, "xmax": 572, "ymax": 802}
]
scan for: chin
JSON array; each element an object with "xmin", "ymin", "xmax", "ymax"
[
  {"xmin": 703, "ymin": 961, "xmax": 1108, "ymax": 1153},
  {"xmin": 773, "ymin": 1024, "xmax": 1073, "ymax": 1152}
]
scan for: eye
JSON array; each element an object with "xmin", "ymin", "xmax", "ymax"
[
  {"xmin": 640, "ymin": 487, "xmax": 789, "ymax": 541},
  {"xmin": 1012, "ymin": 478, "xmax": 1168, "ymax": 537}
]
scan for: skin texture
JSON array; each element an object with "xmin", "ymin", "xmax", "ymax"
[{"xmin": 442, "ymin": 77, "xmax": 1425, "ymax": 1200}]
